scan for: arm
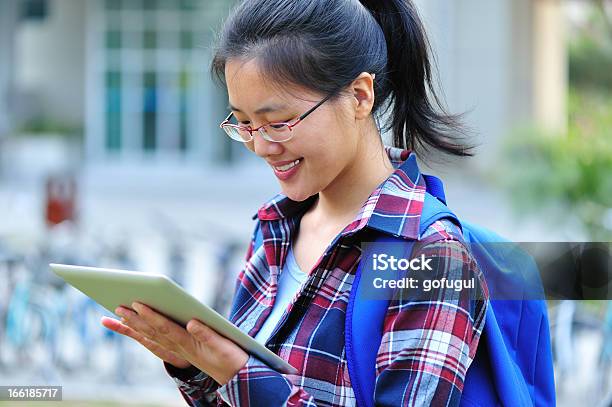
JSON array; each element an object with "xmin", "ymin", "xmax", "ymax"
[
  {"xmin": 373, "ymin": 239, "xmax": 489, "ymax": 406},
  {"xmin": 198, "ymin": 219, "xmax": 319, "ymax": 405}
]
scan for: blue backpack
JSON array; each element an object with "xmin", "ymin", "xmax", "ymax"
[{"xmin": 254, "ymin": 174, "xmax": 556, "ymax": 407}]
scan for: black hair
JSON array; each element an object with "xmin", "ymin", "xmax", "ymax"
[{"xmin": 211, "ymin": 0, "xmax": 474, "ymax": 159}]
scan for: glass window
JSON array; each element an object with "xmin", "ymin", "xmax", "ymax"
[
  {"xmin": 179, "ymin": 0, "xmax": 198, "ymax": 11},
  {"xmin": 143, "ymin": 72, "xmax": 157, "ymax": 151},
  {"xmin": 143, "ymin": 30, "xmax": 157, "ymax": 49},
  {"xmin": 21, "ymin": 0, "xmax": 48, "ymax": 21},
  {"xmin": 105, "ymin": 0, "xmax": 122, "ymax": 11},
  {"xmin": 105, "ymin": 71, "xmax": 122, "ymax": 151},
  {"xmin": 143, "ymin": 0, "xmax": 158, "ymax": 10},
  {"xmin": 106, "ymin": 31, "xmax": 122, "ymax": 49},
  {"xmin": 179, "ymin": 72, "xmax": 189, "ymax": 151},
  {"xmin": 122, "ymin": 0, "xmax": 143, "ymax": 10},
  {"xmin": 97, "ymin": 0, "xmax": 235, "ymax": 161},
  {"xmin": 180, "ymin": 31, "xmax": 194, "ymax": 50}
]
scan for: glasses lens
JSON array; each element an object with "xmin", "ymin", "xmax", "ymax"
[
  {"xmin": 261, "ymin": 123, "xmax": 291, "ymax": 142},
  {"xmin": 223, "ymin": 125, "xmax": 252, "ymax": 142}
]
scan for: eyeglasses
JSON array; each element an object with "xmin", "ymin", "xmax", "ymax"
[{"xmin": 219, "ymin": 91, "xmax": 336, "ymax": 143}]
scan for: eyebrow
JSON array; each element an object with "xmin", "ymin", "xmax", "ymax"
[{"xmin": 228, "ymin": 103, "xmax": 288, "ymax": 115}]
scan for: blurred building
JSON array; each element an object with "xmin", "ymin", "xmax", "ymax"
[
  {"xmin": 1, "ymin": 0, "xmax": 567, "ymax": 173},
  {"xmin": 0, "ymin": 1, "xmax": 19, "ymax": 137},
  {"xmin": 4, "ymin": 0, "xmax": 253, "ymax": 170},
  {"xmin": 414, "ymin": 0, "xmax": 567, "ymax": 170}
]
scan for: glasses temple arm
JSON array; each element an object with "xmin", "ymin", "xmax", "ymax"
[{"xmin": 297, "ymin": 92, "xmax": 336, "ymax": 121}]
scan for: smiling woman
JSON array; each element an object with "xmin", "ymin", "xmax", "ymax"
[{"xmin": 101, "ymin": 1, "xmax": 490, "ymax": 406}]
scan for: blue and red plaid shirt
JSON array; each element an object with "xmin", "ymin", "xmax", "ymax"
[{"xmin": 165, "ymin": 147, "xmax": 489, "ymax": 406}]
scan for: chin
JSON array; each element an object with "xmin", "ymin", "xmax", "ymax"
[{"xmin": 281, "ymin": 186, "xmax": 314, "ymax": 202}]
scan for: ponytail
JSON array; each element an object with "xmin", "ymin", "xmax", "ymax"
[{"xmin": 359, "ymin": 0, "xmax": 474, "ymax": 158}]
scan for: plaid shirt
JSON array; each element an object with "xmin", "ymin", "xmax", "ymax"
[{"xmin": 165, "ymin": 147, "xmax": 489, "ymax": 406}]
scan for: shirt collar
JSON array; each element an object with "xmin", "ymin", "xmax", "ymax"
[{"xmin": 253, "ymin": 147, "xmax": 427, "ymax": 240}]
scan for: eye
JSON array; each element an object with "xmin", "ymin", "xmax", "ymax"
[
  {"xmin": 271, "ymin": 116, "xmax": 297, "ymax": 126},
  {"xmin": 269, "ymin": 123, "xmax": 288, "ymax": 130},
  {"xmin": 234, "ymin": 117, "xmax": 250, "ymax": 125}
]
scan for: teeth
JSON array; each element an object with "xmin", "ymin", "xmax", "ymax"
[{"xmin": 275, "ymin": 159, "xmax": 301, "ymax": 172}]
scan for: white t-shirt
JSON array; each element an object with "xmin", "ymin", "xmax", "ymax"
[{"xmin": 254, "ymin": 244, "xmax": 308, "ymax": 345}]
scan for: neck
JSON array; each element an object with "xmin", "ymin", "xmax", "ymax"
[{"xmin": 311, "ymin": 125, "xmax": 394, "ymax": 225}]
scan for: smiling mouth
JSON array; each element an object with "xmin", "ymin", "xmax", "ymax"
[{"xmin": 274, "ymin": 158, "xmax": 303, "ymax": 172}]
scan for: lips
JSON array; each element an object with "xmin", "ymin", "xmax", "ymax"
[
  {"xmin": 274, "ymin": 159, "xmax": 301, "ymax": 172},
  {"xmin": 269, "ymin": 157, "xmax": 301, "ymax": 167},
  {"xmin": 271, "ymin": 158, "xmax": 303, "ymax": 181}
]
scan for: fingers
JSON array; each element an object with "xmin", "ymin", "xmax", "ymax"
[
  {"xmin": 185, "ymin": 319, "xmax": 250, "ymax": 385},
  {"xmin": 130, "ymin": 302, "xmax": 173, "ymax": 335},
  {"xmin": 101, "ymin": 317, "xmax": 191, "ymax": 369},
  {"xmin": 101, "ymin": 315, "xmax": 147, "ymax": 342},
  {"xmin": 139, "ymin": 335, "xmax": 193, "ymax": 369},
  {"xmin": 186, "ymin": 319, "xmax": 245, "ymax": 364},
  {"xmin": 115, "ymin": 306, "xmax": 156, "ymax": 338},
  {"xmin": 121, "ymin": 303, "xmax": 190, "ymax": 351}
]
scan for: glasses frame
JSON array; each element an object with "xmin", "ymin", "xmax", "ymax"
[{"xmin": 219, "ymin": 91, "xmax": 336, "ymax": 143}]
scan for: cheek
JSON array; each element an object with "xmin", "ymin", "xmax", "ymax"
[
  {"xmin": 303, "ymin": 142, "xmax": 349, "ymax": 184},
  {"xmin": 302, "ymin": 119, "xmax": 352, "ymax": 167}
]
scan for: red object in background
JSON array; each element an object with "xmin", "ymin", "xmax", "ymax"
[{"xmin": 45, "ymin": 174, "xmax": 77, "ymax": 227}]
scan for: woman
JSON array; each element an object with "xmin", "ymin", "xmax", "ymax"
[{"xmin": 102, "ymin": 0, "xmax": 489, "ymax": 405}]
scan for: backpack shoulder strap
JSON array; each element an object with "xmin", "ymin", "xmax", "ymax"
[
  {"xmin": 420, "ymin": 174, "xmax": 461, "ymax": 234},
  {"xmin": 346, "ymin": 176, "xmax": 460, "ymax": 407},
  {"xmin": 420, "ymin": 191, "xmax": 462, "ymax": 236},
  {"xmin": 345, "ymin": 235, "xmax": 410, "ymax": 407}
]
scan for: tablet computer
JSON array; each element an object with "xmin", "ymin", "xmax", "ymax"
[{"xmin": 50, "ymin": 263, "xmax": 298, "ymax": 375}]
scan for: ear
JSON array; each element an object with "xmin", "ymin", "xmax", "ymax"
[{"xmin": 350, "ymin": 72, "xmax": 376, "ymax": 121}]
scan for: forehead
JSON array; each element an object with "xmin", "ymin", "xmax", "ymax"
[
  {"xmin": 224, "ymin": 58, "xmax": 319, "ymax": 111},
  {"xmin": 225, "ymin": 59, "xmax": 270, "ymax": 97}
]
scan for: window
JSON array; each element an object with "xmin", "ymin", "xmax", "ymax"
[
  {"xmin": 21, "ymin": 0, "xmax": 48, "ymax": 21},
  {"xmin": 94, "ymin": 0, "xmax": 238, "ymax": 163}
]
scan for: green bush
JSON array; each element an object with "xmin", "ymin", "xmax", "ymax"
[
  {"xmin": 568, "ymin": 4, "xmax": 612, "ymax": 92},
  {"xmin": 499, "ymin": 2, "xmax": 612, "ymax": 241},
  {"xmin": 17, "ymin": 117, "xmax": 83, "ymax": 138},
  {"xmin": 569, "ymin": 38, "xmax": 612, "ymax": 92},
  {"xmin": 499, "ymin": 89, "xmax": 612, "ymax": 241}
]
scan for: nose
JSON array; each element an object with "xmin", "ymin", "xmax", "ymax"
[{"xmin": 252, "ymin": 131, "xmax": 284, "ymax": 158}]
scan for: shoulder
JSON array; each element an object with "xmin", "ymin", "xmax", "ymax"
[
  {"xmin": 381, "ymin": 217, "xmax": 490, "ymax": 338},
  {"xmin": 418, "ymin": 217, "xmax": 465, "ymax": 244},
  {"xmin": 412, "ymin": 218, "xmax": 488, "ymax": 301},
  {"xmin": 410, "ymin": 217, "xmax": 474, "ymax": 266}
]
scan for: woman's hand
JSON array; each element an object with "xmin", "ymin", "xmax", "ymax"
[
  {"xmin": 101, "ymin": 302, "xmax": 249, "ymax": 385},
  {"xmin": 101, "ymin": 313, "xmax": 192, "ymax": 369}
]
